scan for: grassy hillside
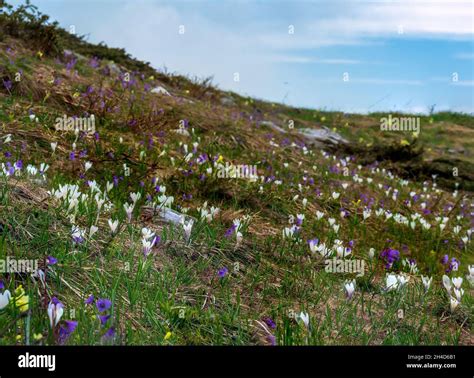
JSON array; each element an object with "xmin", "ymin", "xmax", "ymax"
[{"xmin": 0, "ymin": 2, "xmax": 472, "ymax": 345}]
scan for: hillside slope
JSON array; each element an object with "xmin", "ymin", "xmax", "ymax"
[{"xmin": 0, "ymin": 2, "xmax": 472, "ymax": 345}]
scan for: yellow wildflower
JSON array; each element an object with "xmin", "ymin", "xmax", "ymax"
[
  {"xmin": 164, "ymin": 331, "xmax": 172, "ymax": 340},
  {"xmin": 10, "ymin": 285, "xmax": 29, "ymax": 312}
]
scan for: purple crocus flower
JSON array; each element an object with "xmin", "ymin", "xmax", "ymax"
[
  {"xmin": 104, "ymin": 327, "xmax": 115, "ymax": 339},
  {"xmin": 380, "ymin": 248, "xmax": 400, "ymax": 269},
  {"xmin": 89, "ymin": 56, "xmax": 100, "ymax": 68},
  {"xmin": 58, "ymin": 320, "xmax": 78, "ymax": 344},
  {"xmin": 5, "ymin": 162, "xmax": 14, "ymax": 176},
  {"xmin": 441, "ymin": 254, "xmax": 449, "ymax": 265},
  {"xmin": 263, "ymin": 317, "xmax": 276, "ymax": 329},
  {"xmin": 98, "ymin": 314, "xmax": 111, "ymax": 326},
  {"xmin": 2, "ymin": 79, "xmax": 13, "ymax": 91},
  {"xmin": 218, "ymin": 267, "xmax": 228, "ymax": 278},
  {"xmin": 96, "ymin": 298, "xmax": 112, "ymax": 312},
  {"xmin": 47, "ymin": 256, "xmax": 57, "ymax": 265},
  {"xmin": 449, "ymin": 258, "xmax": 460, "ymax": 272},
  {"xmin": 14, "ymin": 160, "xmax": 23, "ymax": 170},
  {"xmin": 197, "ymin": 153, "xmax": 208, "ymax": 164},
  {"xmin": 224, "ymin": 224, "xmax": 237, "ymax": 238},
  {"xmin": 85, "ymin": 295, "xmax": 94, "ymax": 305},
  {"xmin": 65, "ymin": 57, "xmax": 77, "ymax": 71},
  {"xmin": 72, "ymin": 233, "xmax": 84, "ymax": 244},
  {"xmin": 267, "ymin": 334, "xmax": 276, "ymax": 346}
]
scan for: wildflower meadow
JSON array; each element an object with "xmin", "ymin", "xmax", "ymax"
[{"xmin": 0, "ymin": 1, "xmax": 472, "ymax": 353}]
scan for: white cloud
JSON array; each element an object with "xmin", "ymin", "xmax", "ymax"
[
  {"xmin": 452, "ymin": 80, "xmax": 474, "ymax": 86},
  {"xmin": 351, "ymin": 79, "xmax": 423, "ymax": 86},
  {"xmin": 319, "ymin": 78, "xmax": 423, "ymax": 86},
  {"xmin": 454, "ymin": 52, "xmax": 474, "ymax": 60},
  {"xmin": 258, "ymin": 0, "xmax": 473, "ymax": 50},
  {"xmin": 268, "ymin": 55, "xmax": 363, "ymax": 64}
]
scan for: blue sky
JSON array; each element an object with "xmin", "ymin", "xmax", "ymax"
[{"xmin": 10, "ymin": 0, "xmax": 474, "ymax": 113}]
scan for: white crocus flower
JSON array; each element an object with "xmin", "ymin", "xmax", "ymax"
[
  {"xmin": 108, "ymin": 219, "xmax": 119, "ymax": 233},
  {"xmin": 302, "ymin": 198, "xmax": 308, "ymax": 208},
  {"xmin": 95, "ymin": 197, "xmax": 105, "ymax": 212},
  {"xmin": 141, "ymin": 227, "xmax": 155, "ymax": 241},
  {"xmin": 363, "ymin": 208, "xmax": 371, "ymax": 220},
  {"xmin": 130, "ymin": 192, "xmax": 141, "ymax": 203},
  {"xmin": 368, "ymin": 248, "xmax": 375, "ymax": 259},
  {"xmin": 124, "ymin": 203, "xmax": 134, "ymax": 222},
  {"xmin": 0, "ymin": 290, "xmax": 11, "ymax": 310},
  {"xmin": 468, "ymin": 265, "xmax": 474, "ymax": 277},
  {"xmin": 40, "ymin": 163, "xmax": 49, "ymax": 175},
  {"xmin": 453, "ymin": 288, "xmax": 464, "ymax": 302},
  {"xmin": 450, "ymin": 297, "xmax": 459, "ymax": 312},
  {"xmin": 236, "ymin": 231, "xmax": 243, "ymax": 247},
  {"xmin": 299, "ymin": 312, "xmax": 310, "ymax": 328},
  {"xmin": 397, "ymin": 274, "xmax": 410, "ymax": 288},
  {"xmin": 47, "ymin": 301, "xmax": 64, "ymax": 328},
  {"xmin": 282, "ymin": 226, "xmax": 295, "ymax": 239},
  {"xmin": 421, "ymin": 276, "xmax": 432, "ymax": 292},
  {"xmin": 84, "ymin": 161, "xmax": 92, "ymax": 172},
  {"xmin": 442, "ymin": 275, "xmax": 452, "ymax": 293},
  {"xmin": 89, "ymin": 225, "xmax": 99, "ymax": 238},
  {"xmin": 344, "ymin": 280, "xmax": 355, "ymax": 300},
  {"xmin": 182, "ymin": 221, "xmax": 193, "ymax": 242},
  {"xmin": 452, "ymin": 277, "xmax": 463, "ymax": 289},
  {"xmin": 308, "ymin": 239, "xmax": 318, "ymax": 254},
  {"xmin": 386, "ymin": 274, "xmax": 399, "ymax": 291},
  {"xmin": 142, "ymin": 236, "xmax": 157, "ymax": 256}
]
